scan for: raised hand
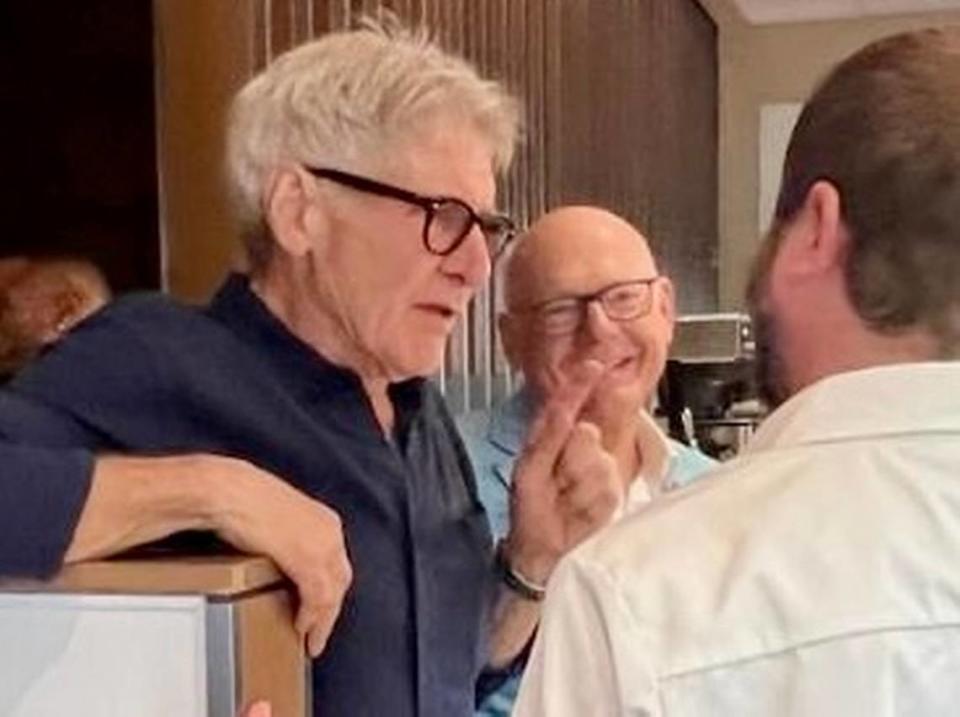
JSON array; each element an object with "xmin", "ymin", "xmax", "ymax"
[{"xmin": 504, "ymin": 360, "xmax": 623, "ymax": 584}]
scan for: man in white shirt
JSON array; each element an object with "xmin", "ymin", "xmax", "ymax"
[{"xmin": 514, "ymin": 26, "xmax": 960, "ymax": 716}]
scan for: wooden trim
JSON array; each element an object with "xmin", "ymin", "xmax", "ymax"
[
  {"xmin": 153, "ymin": 0, "xmax": 258, "ymax": 301},
  {"xmin": 235, "ymin": 588, "xmax": 307, "ymax": 717},
  {"xmin": 2, "ymin": 554, "xmax": 283, "ymax": 596}
]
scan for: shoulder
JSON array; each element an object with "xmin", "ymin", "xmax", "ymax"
[
  {"xmin": 665, "ymin": 439, "xmax": 717, "ymax": 489},
  {"xmin": 455, "ymin": 407, "xmax": 507, "ymax": 481},
  {"xmin": 563, "ymin": 449, "xmax": 802, "ymax": 632},
  {"xmin": 563, "ymin": 446, "xmax": 846, "ymax": 623},
  {"xmin": 22, "ymin": 291, "xmax": 231, "ymax": 378},
  {"xmin": 458, "ymin": 388, "xmax": 533, "ymax": 456},
  {"xmin": 582, "ymin": 449, "xmax": 791, "ymax": 573},
  {"xmin": 17, "ymin": 291, "xmax": 225, "ymax": 366},
  {"xmin": 546, "ymin": 461, "xmax": 757, "ymax": 671},
  {"xmin": 94, "ymin": 292, "xmax": 230, "ymax": 348},
  {"xmin": 10, "ymin": 293, "xmax": 182, "ymax": 382},
  {"xmin": 563, "ymin": 438, "xmax": 960, "ymax": 675},
  {"xmin": 453, "ymin": 405, "xmax": 518, "ymax": 537},
  {"xmin": 455, "ymin": 402, "xmax": 521, "ymax": 474},
  {"xmin": 10, "ymin": 290, "xmax": 249, "ymax": 414}
]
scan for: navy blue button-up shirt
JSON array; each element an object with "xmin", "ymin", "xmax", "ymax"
[{"xmin": 0, "ymin": 274, "xmax": 497, "ymax": 716}]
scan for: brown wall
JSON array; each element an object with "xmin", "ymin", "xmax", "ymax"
[
  {"xmin": 542, "ymin": 0, "xmax": 718, "ymax": 312},
  {"xmin": 154, "ymin": 0, "xmax": 258, "ymax": 301},
  {"xmin": 156, "ymin": 0, "xmax": 718, "ymax": 314},
  {"xmin": 699, "ymin": 0, "xmax": 960, "ymax": 308}
]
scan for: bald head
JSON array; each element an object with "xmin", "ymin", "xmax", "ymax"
[
  {"xmin": 497, "ymin": 205, "xmax": 674, "ymax": 426},
  {"xmin": 503, "ymin": 206, "xmax": 659, "ymax": 311}
]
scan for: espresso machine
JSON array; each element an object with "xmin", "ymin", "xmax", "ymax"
[{"xmin": 657, "ymin": 313, "xmax": 765, "ymax": 460}]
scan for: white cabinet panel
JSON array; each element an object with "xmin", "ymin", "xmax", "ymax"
[{"xmin": 0, "ymin": 594, "xmax": 207, "ymax": 717}]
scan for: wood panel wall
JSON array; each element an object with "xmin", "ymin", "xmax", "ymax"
[
  {"xmin": 543, "ymin": 0, "xmax": 718, "ymax": 312},
  {"xmin": 154, "ymin": 0, "xmax": 258, "ymax": 300}
]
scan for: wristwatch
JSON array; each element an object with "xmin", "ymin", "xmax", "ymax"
[{"xmin": 494, "ymin": 540, "xmax": 546, "ymax": 602}]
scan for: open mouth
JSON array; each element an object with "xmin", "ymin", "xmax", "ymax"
[{"xmin": 418, "ymin": 304, "xmax": 458, "ymax": 321}]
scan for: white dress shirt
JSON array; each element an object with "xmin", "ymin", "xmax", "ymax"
[{"xmin": 514, "ymin": 362, "xmax": 960, "ymax": 716}]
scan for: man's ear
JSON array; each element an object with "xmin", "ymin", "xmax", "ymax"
[
  {"xmin": 498, "ymin": 312, "xmax": 522, "ymax": 370},
  {"xmin": 778, "ymin": 180, "xmax": 846, "ymax": 278},
  {"xmin": 263, "ymin": 167, "xmax": 330, "ymax": 258},
  {"xmin": 654, "ymin": 275, "xmax": 676, "ymax": 344}
]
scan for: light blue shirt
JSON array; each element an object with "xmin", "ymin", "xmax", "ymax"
[{"xmin": 457, "ymin": 386, "xmax": 716, "ymax": 716}]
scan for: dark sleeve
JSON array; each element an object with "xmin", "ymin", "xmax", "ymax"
[
  {"xmin": 475, "ymin": 637, "xmax": 534, "ymax": 705},
  {"xmin": 0, "ymin": 443, "xmax": 94, "ymax": 578},
  {"xmin": 0, "ymin": 297, "xmax": 206, "ymax": 578},
  {"xmin": 0, "ymin": 367, "xmax": 106, "ymax": 579}
]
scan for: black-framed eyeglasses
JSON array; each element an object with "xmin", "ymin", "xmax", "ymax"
[
  {"xmin": 517, "ymin": 277, "xmax": 661, "ymax": 336},
  {"xmin": 305, "ymin": 167, "xmax": 518, "ymax": 260}
]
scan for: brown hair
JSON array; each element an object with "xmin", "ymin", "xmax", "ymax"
[
  {"xmin": 0, "ymin": 257, "xmax": 110, "ymax": 378},
  {"xmin": 774, "ymin": 27, "xmax": 960, "ymax": 353}
]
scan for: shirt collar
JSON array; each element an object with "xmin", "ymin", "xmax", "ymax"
[
  {"xmin": 746, "ymin": 362, "xmax": 960, "ymax": 454},
  {"xmin": 206, "ymin": 273, "xmax": 425, "ymax": 408},
  {"xmin": 633, "ymin": 408, "xmax": 676, "ymax": 489}
]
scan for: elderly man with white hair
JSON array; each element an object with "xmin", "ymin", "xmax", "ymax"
[{"xmin": 0, "ymin": 22, "xmax": 621, "ymax": 717}]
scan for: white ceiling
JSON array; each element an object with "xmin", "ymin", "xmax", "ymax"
[{"xmin": 728, "ymin": 0, "xmax": 960, "ymax": 24}]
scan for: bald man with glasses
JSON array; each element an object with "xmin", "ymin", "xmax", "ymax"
[{"xmin": 458, "ymin": 205, "xmax": 715, "ymax": 717}]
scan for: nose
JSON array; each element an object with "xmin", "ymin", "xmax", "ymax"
[
  {"xmin": 567, "ymin": 302, "xmax": 622, "ymax": 367},
  {"xmin": 581, "ymin": 301, "xmax": 622, "ymax": 344},
  {"xmin": 440, "ymin": 225, "xmax": 491, "ymax": 290}
]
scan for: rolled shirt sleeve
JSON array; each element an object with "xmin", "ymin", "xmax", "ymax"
[
  {"xmin": 0, "ymin": 443, "xmax": 94, "ymax": 577},
  {"xmin": 0, "ymin": 384, "xmax": 102, "ymax": 578}
]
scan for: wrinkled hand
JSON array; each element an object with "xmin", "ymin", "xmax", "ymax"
[
  {"xmin": 210, "ymin": 456, "xmax": 353, "ymax": 657},
  {"xmin": 504, "ymin": 361, "xmax": 622, "ymax": 584}
]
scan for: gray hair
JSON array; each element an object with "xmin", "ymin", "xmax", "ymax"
[{"xmin": 226, "ymin": 19, "xmax": 521, "ymax": 273}]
